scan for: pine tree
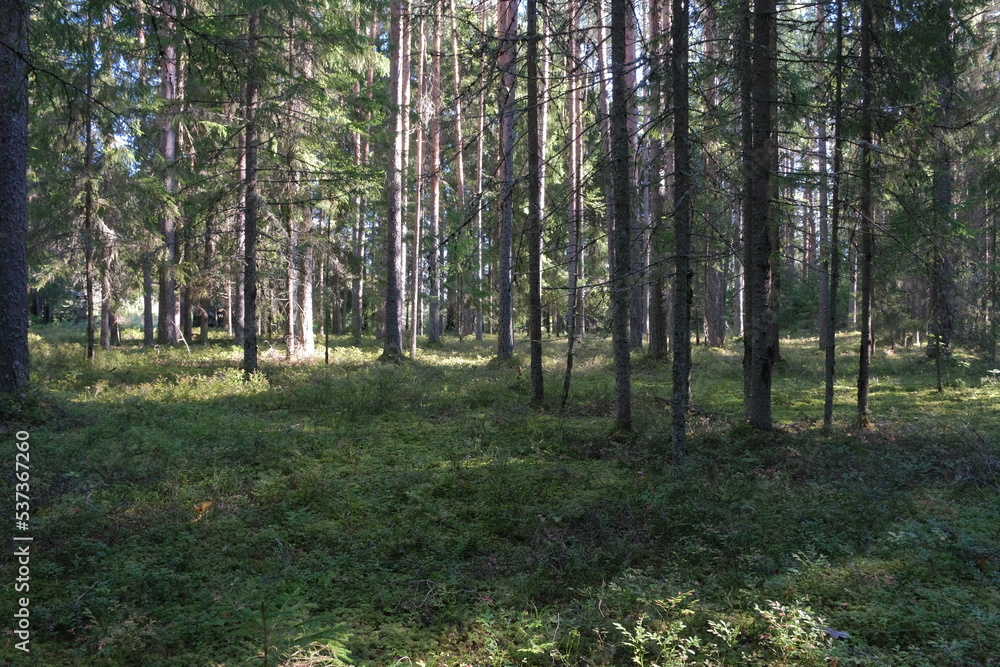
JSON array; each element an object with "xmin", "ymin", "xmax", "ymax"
[
  {"xmin": 610, "ymin": 0, "xmax": 634, "ymax": 432},
  {"xmin": 0, "ymin": 0, "xmax": 29, "ymax": 393},
  {"xmin": 496, "ymin": 0, "xmax": 517, "ymax": 360}
]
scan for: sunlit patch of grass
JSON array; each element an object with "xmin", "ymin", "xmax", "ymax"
[{"xmin": 9, "ymin": 324, "xmax": 1000, "ymax": 665}]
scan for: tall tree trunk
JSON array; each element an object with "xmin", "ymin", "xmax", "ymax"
[
  {"xmin": 931, "ymin": 20, "xmax": 957, "ymax": 362},
  {"xmin": 857, "ymin": 0, "xmax": 874, "ymax": 426},
  {"xmin": 382, "ymin": 0, "xmax": 407, "ymax": 360},
  {"xmin": 527, "ymin": 0, "xmax": 544, "ymax": 403},
  {"xmin": 768, "ymin": 90, "xmax": 781, "ymax": 364},
  {"xmin": 597, "ymin": 0, "xmax": 616, "ymax": 275},
  {"xmin": 200, "ymin": 212, "xmax": 214, "ymax": 345},
  {"xmin": 573, "ymin": 56, "xmax": 586, "ymax": 338},
  {"xmin": 234, "ymin": 132, "xmax": 246, "ymax": 346},
  {"xmin": 143, "ymin": 256, "xmax": 154, "ymax": 346},
  {"xmin": 100, "ymin": 244, "xmax": 113, "ymax": 351},
  {"xmin": 410, "ymin": 17, "xmax": 426, "ymax": 356},
  {"xmin": 611, "ymin": 0, "xmax": 633, "ymax": 432},
  {"xmin": 158, "ymin": 1, "xmax": 179, "ymax": 345},
  {"xmin": 496, "ymin": 0, "xmax": 517, "ymax": 359},
  {"xmin": 823, "ymin": 0, "xmax": 844, "ymax": 429},
  {"xmin": 84, "ymin": 14, "xmax": 96, "ymax": 360},
  {"xmin": 352, "ymin": 186, "xmax": 366, "ymax": 344},
  {"xmin": 428, "ymin": 3, "xmax": 443, "ymax": 344},
  {"xmin": 627, "ymin": 4, "xmax": 643, "ymax": 350},
  {"xmin": 671, "ymin": 0, "xmax": 692, "ymax": 471},
  {"xmin": 817, "ymin": 2, "xmax": 830, "ymax": 351},
  {"xmin": 740, "ymin": 0, "xmax": 752, "ymax": 399},
  {"xmin": 353, "ymin": 23, "xmax": 375, "ymax": 345},
  {"xmin": 400, "ymin": 1, "xmax": 412, "ymax": 337},
  {"xmin": 285, "ymin": 206, "xmax": 297, "ymax": 358},
  {"xmin": 297, "ymin": 240, "xmax": 314, "ymax": 354},
  {"xmin": 474, "ymin": 1, "xmax": 487, "ymax": 341},
  {"xmin": 561, "ymin": 0, "xmax": 582, "ymax": 406},
  {"xmin": 243, "ymin": 10, "xmax": 260, "ymax": 377},
  {"xmin": 539, "ymin": 4, "xmax": 550, "ymax": 240},
  {"xmin": 282, "ymin": 27, "xmax": 302, "ymax": 357},
  {"xmin": 743, "ymin": 0, "xmax": 776, "ymax": 430},
  {"xmin": 0, "ymin": 0, "xmax": 29, "ymax": 393},
  {"xmin": 733, "ymin": 256, "xmax": 744, "ymax": 337},
  {"xmin": 181, "ymin": 239, "xmax": 192, "ymax": 343},
  {"xmin": 848, "ymin": 232, "xmax": 857, "ymax": 328},
  {"xmin": 990, "ymin": 212, "xmax": 998, "ymax": 362},
  {"xmin": 566, "ymin": 0, "xmax": 581, "ymax": 339},
  {"xmin": 648, "ymin": 0, "xmax": 670, "ymax": 367},
  {"xmin": 703, "ymin": 0, "xmax": 726, "ymax": 350},
  {"xmin": 450, "ymin": 0, "xmax": 468, "ymax": 339}
]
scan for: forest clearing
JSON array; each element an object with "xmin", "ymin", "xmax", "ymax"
[{"xmin": 2, "ymin": 325, "xmax": 998, "ymax": 665}]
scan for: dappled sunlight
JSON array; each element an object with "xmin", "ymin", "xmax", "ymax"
[{"xmin": 9, "ymin": 325, "xmax": 1000, "ymax": 664}]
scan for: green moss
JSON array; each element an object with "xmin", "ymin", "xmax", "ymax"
[{"xmin": 7, "ymin": 326, "xmax": 999, "ymax": 665}]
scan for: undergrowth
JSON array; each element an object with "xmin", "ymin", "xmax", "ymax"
[{"xmin": 1, "ymin": 326, "xmax": 998, "ymax": 665}]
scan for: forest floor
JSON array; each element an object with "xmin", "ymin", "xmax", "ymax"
[{"xmin": 2, "ymin": 325, "xmax": 999, "ymax": 666}]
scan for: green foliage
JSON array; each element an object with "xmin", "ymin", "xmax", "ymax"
[
  {"xmin": 611, "ymin": 591, "xmax": 704, "ymax": 666},
  {"xmin": 239, "ymin": 590, "xmax": 352, "ymax": 667},
  {"xmin": 7, "ymin": 327, "xmax": 1000, "ymax": 665}
]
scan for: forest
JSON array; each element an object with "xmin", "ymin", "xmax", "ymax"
[{"xmin": 1, "ymin": 0, "xmax": 1000, "ymax": 664}]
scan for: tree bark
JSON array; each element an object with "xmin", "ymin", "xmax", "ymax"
[
  {"xmin": 474, "ymin": 1, "xmax": 487, "ymax": 342},
  {"xmin": 496, "ymin": 0, "xmax": 517, "ymax": 359},
  {"xmin": 817, "ymin": 1, "xmax": 830, "ymax": 351},
  {"xmin": 297, "ymin": 238, "xmax": 314, "ymax": 354},
  {"xmin": 931, "ymin": 16, "xmax": 957, "ymax": 362},
  {"xmin": 990, "ymin": 208, "xmax": 998, "ymax": 363},
  {"xmin": 703, "ymin": 0, "xmax": 726, "ymax": 351},
  {"xmin": 566, "ymin": 0, "xmax": 581, "ymax": 339},
  {"xmin": 382, "ymin": 0, "xmax": 407, "ymax": 360},
  {"xmin": 824, "ymin": 0, "xmax": 844, "ymax": 429},
  {"xmin": 848, "ymin": 232, "xmax": 857, "ymax": 328},
  {"xmin": 157, "ymin": 0, "xmax": 179, "ymax": 345},
  {"xmin": 410, "ymin": 17, "xmax": 426, "ymax": 357},
  {"xmin": 243, "ymin": 10, "xmax": 260, "ymax": 377},
  {"xmin": 527, "ymin": 0, "xmax": 544, "ymax": 403},
  {"xmin": 100, "ymin": 242, "xmax": 113, "ymax": 351},
  {"xmin": 285, "ymin": 205, "xmax": 298, "ymax": 358},
  {"xmin": 733, "ymin": 257, "xmax": 744, "ymax": 337},
  {"xmin": 597, "ymin": 0, "xmax": 616, "ymax": 275},
  {"xmin": 234, "ymin": 132, "xmax": 246, "ymax": 346},
  {"xmin": 200, "ymin": 211, "xmax": 214, "ymax": 345},
  {"xmin": 857, "ymin": 0, "xmax": 874, "ymax": 426},
  {"xmin": 353, "ymin": 175, "xmax": 366, "ymax": 344},
  {"xmin": 353, "ymin": 22, "xmax": 375, "ymax": 345},
  {"xmin": 450, "ymin": 0, "xmax": 468, "ymax": 339},
  {"xmin": 561, "ymin": 0, "xmax": 582, "ymax": 406},
  {"xmin": 428, "ymin": 3, "xmax": 443, "ymax": 344},
  {"xmin": 84, "ymin": 16, "xmax": 96, "ymax": 360},
  {"xmin": 0, "ymin": 0, "xmax": 29, "ymax": 393},
  {"xmin": 646, "ymin": 0, "xmax": 668, "ymax": 360},
  {"xmin": 740, "ymin": 0, "xmax": 752, "ymax": 399},
  {"xmin": 743, "ymin": 0, "xmax": 776, "ymax": 430},
  {"xmin": 180, "ymin": 237, "xmax": 192, "ymax": 344},
  {"xmin": 671, "ymin": 0, "xmax": 692, "ymax": 471},
  {"xmin": 627, "ymin": 5, "xmax": 643, "ymax": 350},
  {"xmin": 143, "ymin": 256, "xmax": 154, "ymax": 346},
  {"xmin": 611, "ymin": 0, "xmax": 633, "ymax": 432}
]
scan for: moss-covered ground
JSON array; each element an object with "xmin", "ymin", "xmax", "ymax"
[{"xmin": 2, "ymin": 325, "xmax": 998, "ymax": 665}]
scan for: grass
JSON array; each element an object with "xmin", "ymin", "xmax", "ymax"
[{"xmin": 2, "ymin": 324, "xmax": 999, "ymax": 665}]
